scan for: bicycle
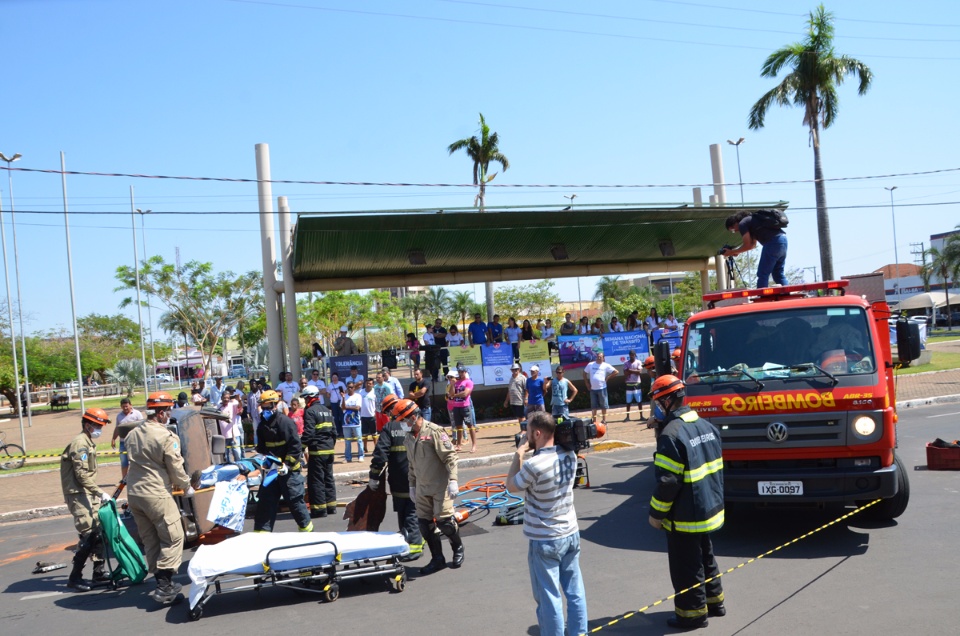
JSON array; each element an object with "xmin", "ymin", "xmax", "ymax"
[{"xmin": 0, "ymin": 430, "xmax": 26, "ymax": 470}]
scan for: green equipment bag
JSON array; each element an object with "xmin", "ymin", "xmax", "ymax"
[{"xmin": 97, "ymin": 500, "xmax": 148, "ymax": 584}]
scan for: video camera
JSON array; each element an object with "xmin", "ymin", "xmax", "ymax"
[
  {"xmin": 514, "ymin": 416, "xmax": 601, "ymax": 452},
  {"xmin": 718, "ymin": 244, "xmax": 735, "ymax": 256}
]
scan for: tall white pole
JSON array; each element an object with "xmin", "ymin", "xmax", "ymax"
[
  {"xmin": 138, "ymin": 210, "xmax": 157, "ymax": 369},
  {"xmin": 61, "ymin": 153, "xmax": 85, "ymax": 411},
  {"xmin": 6, "ymin": 157, "xmax": 33, "ymax": 428},
  {"xmin": 709, "ymin": 144, "xmax": 729, "ymax": 290},
  {"xmin": 130, "ymin": 186, "xmax": 150, "ymax": 401},
  {"xmin": 0, "ymin": 191, "xmax": 26, "ymax": 448},
  {"xmin": 255, "ymin": 144, "xmax": 283, "ymax": 384},
  {"xmin": 278, "ymin": 196, "xmax": 301, "ymax": 380},
  {"xmin": 886, "ymin": 186, "xmax": 901, "ymax": 303}
]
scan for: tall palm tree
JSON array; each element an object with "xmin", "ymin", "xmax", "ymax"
[
  {"xmin": 400, "ymin": 294, "xmax": 430, "ymax": 334},
  {"xmin": 449, "ymin": 290, "xmax": 474, "ymax": 332},
  {"xmin": 593, "ymin": 275, "xmax": 625, "ymax": 311},
  {"xmin": 748, "ymin": 5, "xmax": 872, "ymax": 282},
  {"xmin": 923, "ymin": 245, "xmax": 960, "ymax": 331},
  {"xmin": 425, "ymin": 287, "xmax": 451, "ymax": 321},
  {"xmin": 448, "ymin": 113, "xmax": 510, "ymax": 323}
]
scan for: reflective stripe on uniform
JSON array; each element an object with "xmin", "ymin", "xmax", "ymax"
[
  {"xmin": 679, "ymin": 411, "xmax": 699, "ymax": 423},
  {"xmin": 393, "ymin": 492, "xmax": 409, "ymax": 499},
  {"xmin": 707, "ymin": 592, "xmax": 724, "ymax": 604},
  {"xmin": 264, "ymin": 441, "xmax": 285, "ymax": 447},
  {"xmin": 684, "ymin": 457, "xmax": 724, "ymax": 483},
  {"xmin": 389, "ymin": 446, "xmax": 407, "ymax": 452},
  {"xmin": 650, "ymin": 496, "xmax": 672, "ymax": 513},
  {"xmin": 662, "ymin": 509, "xmax": 724, "ymax": 533},
  {"xmin": 655, "ymin": 453, "xmax": 684, "ymax": 475},
  {"xmin": 314, "ymin": 423, "xmax": 334, "ymax": 429},
  {"xmin": 309, "ymin": 449, "xmax": 335, "ymax": 456},
  {"xmin": 675, "ymin": 606, "xmax": 708, "ymax": 618}
]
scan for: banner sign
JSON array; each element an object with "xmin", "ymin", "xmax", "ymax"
[
  {"xmin": 652, "ymin": 328, "xmax": 683, "ymax": 352},
  {"xmin": 602, "ymin": 331, "xmax": 650, "ymax": 365},
  {"xmin": 446, "ymin": 345, "xmax": 484, "ymax": 385},
  {"xmin": 329, "ymin": 354, "xmax": 368, "ymax": 381},
  {"xmin": 517, "ymin": 340, "xmax": 551, "ymax": 377},
  {"xmin": 480, "ymin": 343, "xmax": 514, "ymax": 386},
  {"xmin": 558, "ymin": 332, "xmax": 650, "ymax": 368}
]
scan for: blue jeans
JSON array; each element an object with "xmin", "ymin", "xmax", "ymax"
[
  {"xmin": 343, "ymin": 425, "xmax": 363, "ymax": 461},
  {"xmin": 420, "ymin": 407, "xmax": 432, "ymax": 422},
  {"xmin": 330, "ymin": 403, "xmax": 344, "ymax": 437},
  {"xmin": 528, "ymin": 532, "xmax": 588, "ymax": 636},
  {"xmin": 757, "ymin": 233, "xmax": 788, "ymax": 288},
  {"xmin": 590, "ymin": 388, "xmax": 608, "ymax": 411}
]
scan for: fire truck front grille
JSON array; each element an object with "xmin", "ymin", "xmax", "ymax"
[{"xmin": 716, "ymin": 415, "xmax": 847, "ymax": 449}]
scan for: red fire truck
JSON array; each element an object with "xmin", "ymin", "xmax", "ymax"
[{"xmin": 678, "ymin": 280, "xmax": 912, "ymax": 520}]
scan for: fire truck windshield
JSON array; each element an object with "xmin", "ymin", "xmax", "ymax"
[{"xmin": 684, "ymin": 306, "xmax": 876, "ymax": 384}]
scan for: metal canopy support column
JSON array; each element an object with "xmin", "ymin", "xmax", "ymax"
[
  {"xmin": 278, "ymin": 196, "xmax": 301, "ymax": 381},
  {"xmin": 700, "ymin": 269, "xmax": 711, "ymax": 310},
  {"xmin": 255, "ymin": 144, "xmax": 284, "ymax": 385},
  {"xmin": 710, "ymin": 144, "xmax": 729, "ymax": 290}
]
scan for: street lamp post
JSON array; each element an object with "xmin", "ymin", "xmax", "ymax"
[
  {"xmin": 1, "ymin": 151, "xmax": 33, "ymax": 429},
  {"xmin": 726, "ymin": 138, "xmax": 745, "ymax": 205},
  {"xmin": 129, "ymin": 187, "xmax": 150, "ymax": 401},
  {"xmin": 803, "ymin": 266, "xmax": 818, "ymax": 282},
  {"xmin": 885, "ymin": 186, "xmax": 901, "ymax": 303},
  {"xmin": 0, "ymin": 189, "xmax": 26, "ymax": 448},
  {"xmin": 136, "ymin": 209, "xmax": 157, "ymax": 370}
]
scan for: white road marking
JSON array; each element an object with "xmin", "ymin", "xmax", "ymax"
[
  {"xmin": 20, "ymin": 591, "xmax": 65, "ymax": 600},
  {"xmin": 926, "ymin": 411, "xmax": 960, "ymax": 418}
]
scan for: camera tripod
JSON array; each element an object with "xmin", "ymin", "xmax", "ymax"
[{"xmin": 724, "ymin": 254, "xmax": 747, "ymax": 288}]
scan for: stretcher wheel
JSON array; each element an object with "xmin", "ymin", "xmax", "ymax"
[
  {"xmin": 324, "ymin": 583, "xmax": 340, "ymax": 602},
  {"xmin": 389, "ymin": 570, "xmax": 407, "ymax": 592},
  {"xmin": 188, "ymin": 605, "xmax": 203, "ymax": 621}
]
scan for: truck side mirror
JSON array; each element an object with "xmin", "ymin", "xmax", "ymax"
[
  {"xmin": 896, "ymin": 319, "xmax": 921, "ymax": 363},
  {"xmin": 654, "ymin": 340, "xmax": 672, "ymax": 376}
]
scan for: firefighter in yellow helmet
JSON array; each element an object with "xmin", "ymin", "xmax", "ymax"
[
  {"xmin": 60, "ymin": 408, "xmax": 112, "ymax": 591},
  {"xmin": 647, "ymin": 375, "xmax": 726, "ymax": 630},
  {"xmin": 125, "ymin": 392, "xmax": 196, "ymax": 605},
  {"xmin": 255, "ymin": 389, "xmax": 313, "ymax": 533},
  {"xmin": 396, "ymin": 398, "xmax": 463, "ymax": 575}
]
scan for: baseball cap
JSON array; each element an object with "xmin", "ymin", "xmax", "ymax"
[
  {"xmin": 456, "ymin": 362, "xmax": 466, "ymax": 371},
  {"xmin": 530, "ymin": 365, "xmax": 540, "ymax": 373},
  {"xmin": 340, "ymin": 325, "xmax": 349, "ymax": 332},
  {"xmin": 446, "ymin": 370, "xmax": 457, "ymax": 378},
  {"xmin": 177, "ymin": 392, "xmax": 188, "ymax": 400},
  {"xmin": 510, "ymin": 363, "xmax": 521, "ymax": 370}
]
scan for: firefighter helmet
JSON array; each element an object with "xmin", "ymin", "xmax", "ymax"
[
  {"xmin": 300, "ymin": 385, "xmax": 320, "ymax": 400},
  {"xmin": 392, "ymin": 398, "xmax": 420, "ymax": 421},
  {"xmin": 258, "ymin": 390, "xmax": 280, "ymax": 405},
  {"xmin": 146, "ymin": 392, "xmax": 175, "ymax": 409},
  {"xmin": 643, "ymin": 355, "xmax": 656, "ymax": 370},
  {"xmin": 381, "ymin": 393, "xmax": 400, "ymax": 415},
  {"xmin": 672, "ymin": 348, "xmax": 682, "ymax": 360},
  {"xmin": 81, "ymin": 407, "xmax": 111, "ymax": 427},
  {"xmin": 651, "ymin": 375, "xmax": 684, "ymax": 401}
]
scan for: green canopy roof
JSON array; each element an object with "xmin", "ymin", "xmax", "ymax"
[{"xmin": 290, "ymin": 202, "xmax": 787, "ymax": 292}]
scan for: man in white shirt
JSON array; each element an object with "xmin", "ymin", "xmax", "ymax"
[
  {"xmin": 203, "ymin": 376, "xmax": 225, "ymax": 407},
  {"xmin": 307, "ymin": 369, "xmax": 327, "ymax": 405},
  {"xmin": 584, "ymin": 352, "xmax": 618, "ymax": 424},
  {"xmin": 277, "ymin": 372, "xmax": 300, "ymax": 405},
  {"xmin": 347, "ymin": 366, "xmax": 365, "ymax": 388}
]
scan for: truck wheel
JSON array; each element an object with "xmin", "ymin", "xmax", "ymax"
[{"xmin": 865, "ymin": 454, "xmax": 910, "ymax": 520}]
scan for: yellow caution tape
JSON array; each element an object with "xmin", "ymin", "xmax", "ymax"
[{"xmin": 583, "ymin": 499, "xmax": 881, "ymax": 634}]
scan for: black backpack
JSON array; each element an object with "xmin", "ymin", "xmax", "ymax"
[{"xmin": 752, "ymin": 209, "xmax": 789, "ymax": 230}]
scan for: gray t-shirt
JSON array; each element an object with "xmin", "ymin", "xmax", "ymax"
[
  {"xmin": 513, "ymin": 446, "xmax": 578, "ymax": 540},
  {"xmin": 507, "ymin": 374, "xmax": 527, "ymax": 406}
]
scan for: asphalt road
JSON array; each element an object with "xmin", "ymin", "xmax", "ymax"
[{"xmin": 1, "ymin": 403, "xmax": 958, "ymax": 635}]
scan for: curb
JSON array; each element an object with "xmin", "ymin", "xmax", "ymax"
[
  {"xmin": 0, "ymin": 504, "xmax": 70, "ymax": 524},
  {"xmin": 896, "ymin": 393, "xmax": 960, "ymax": 409}
]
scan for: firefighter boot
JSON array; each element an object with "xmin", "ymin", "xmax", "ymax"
[
  {"xmin": 150, "ymin": 569, "xmax": 182, "ymax": 605},
  {"xmin": 438, "ymin": 518, "xmax": 464, "ymax": 568},
  {"xmin": 417, "ymin": 519, "xmax": 446, "ymax": 575},
  {"xmin": 666, "ymin": 614, "xmax": 708, "ymax": 630},
  {"xmin": 92, "ymin": 560, "xmax": 110, "ymax": 583},
  {"xmin": 707, "ymin": 602, "xmax": 726, "ymax": 617},
  {"xmin": 66, "ymin": 560, "xmax": 92, "ymax": 592}
]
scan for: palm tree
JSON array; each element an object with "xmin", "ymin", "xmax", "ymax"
[
  {"xmin": 748, "ymin": 5, "xmax": 872, "ymax": 282},
  {"xmin": 448, "ymin": 113, "xmax": 510, "ymax": 323},
  {"xmin": 593, "ymin": 275, "xmax": 625, "ymax": 311},
  {"xmin": 923, "ymin": 245, "xmax": 960, "ymax": 331},
  {"xmin": 449, "ymin": 290, "xmax": 474, "ymax": 331},
  {"xmin": 400, "ymin": 294, "xmax": 430, "ymax": 333},
  {"xmin": 107, "ymin": 359, "xmax": 145, "ymax": 398},
  {"xmin": 425, "ymin": 287, "xmax": 451, "ymax": 321}
]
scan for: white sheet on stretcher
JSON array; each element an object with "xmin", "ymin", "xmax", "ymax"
[{"xmin": 188, "ymin": 531, "xmax": 409, "ymax": 608}]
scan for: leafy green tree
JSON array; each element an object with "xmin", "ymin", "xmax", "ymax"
[
  {"xmin": 608, "ymin": 285, "xmax": 662, "ymax": 323},
  {"xmin": 494, "ymin": 280, "xmax": 561, "ymax": 320},
  {"xmin": 115, "ymin": 257, "xmax": 260, "ymax": 378},
  {"xmin": 748, "ymin": 4, "xmax": 873, "ymax": 282},
  {"xmin": 399, "ymin": 293, "xmax": 431, "ymax": 334},
  {"xmin": 449, "ymin": 290, "xmax": 475, "ymax": 331},
  {"xmin": 424, "ymin": 287, "xmax": 451, "ymax": 322},
  {"xmin": 923, "ymin": 242, "xmax": 960, "ymax": 330},
  {"xmin": 448, "ymin": 113, "xmax": 510, "ymax": 322},
  {"xmin": 77, "ymin": 313, "xmax": 141, "ymax": 381},
  {"xmin": 593, "ymin": 275, "xmax": 626, "ymax": 311}
]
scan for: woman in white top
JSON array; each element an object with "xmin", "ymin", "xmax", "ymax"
[
  {"xmin": 447, "ymin": 325, "xmax": 464, "ymax": 346},
  {"xmin": 663, "ymin": 312, "xmax": 680, "ymax": 331},
  {"xmin": 577, "ymin": 316, "xmax": 591, "ymax": 335},
  {"xmin": 645, "ymin": 308, "xmax": 662, "ymax": 332},
  {"xmin": 608, "ymin": 316, "xmax": 625, "ymax": 332}
]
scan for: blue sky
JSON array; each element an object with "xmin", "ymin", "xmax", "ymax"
[{"xmin": 3, "ymin": 0, "xmax": 959, "ymax": 340}]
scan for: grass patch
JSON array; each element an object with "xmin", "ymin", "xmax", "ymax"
[
  {"xmin": 895, "ymin": 351, "xmax": 960, "ymax": 376},
  {"xmin": 926, "ymin": 333, "xmax": 960, "ymax": 344}
]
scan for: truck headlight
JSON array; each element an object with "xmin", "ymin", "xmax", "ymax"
[{"xmin": 852, "ymin": 415, "xmax": 876, "ymax": 437}]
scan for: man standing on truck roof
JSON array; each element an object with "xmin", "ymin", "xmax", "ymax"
[
  {"xmin": 647, "ymin": 375, "xmax": 726, "ymax": 631},
  {"xmin": 722, "ymin": 209, "xmax": 788, "ymax": 288}
]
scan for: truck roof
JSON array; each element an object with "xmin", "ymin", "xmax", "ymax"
[{"xmin": 693, "ymin": 281, "xmax": 875, "ymax": 322}]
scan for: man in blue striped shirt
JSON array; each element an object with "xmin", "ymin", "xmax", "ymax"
[{"xmin": 507, "ymin": 412, "xmax": 588, "ymax": 636}]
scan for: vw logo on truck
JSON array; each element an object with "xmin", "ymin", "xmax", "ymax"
[{"xmin": 766, "ymin": 422, "xmax": 789, "ymax": 443}]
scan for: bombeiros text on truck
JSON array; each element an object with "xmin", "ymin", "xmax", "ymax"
[{"xmin": 675, "ymin": 278, "xmax": 918, "ymax": 519}]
